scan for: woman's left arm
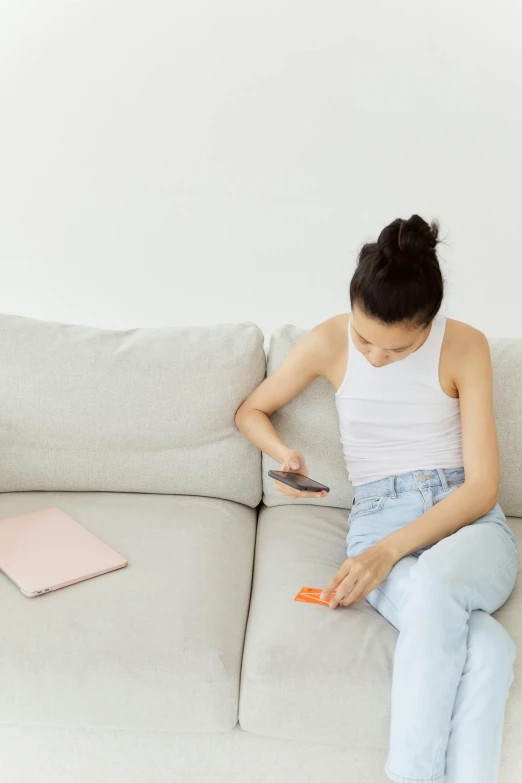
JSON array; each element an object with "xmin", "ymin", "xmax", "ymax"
[{"xmin": 377, "ymin": 328, "xmax": 500, "ymax": 564}]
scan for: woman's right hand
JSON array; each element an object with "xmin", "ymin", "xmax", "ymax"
[{"xmin": 273, "ymin": 450, "xmax": 328, "ymax": 499}]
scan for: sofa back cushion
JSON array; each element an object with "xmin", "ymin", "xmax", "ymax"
[
  {"xmin": 489, "ymin": 338, "xmax": 522, "ymax": 518},
  {"xmin": 263, "ymin": 325, "xmax": 522, "ymax": 518},
  {"xmin": 0, "ymin": 314, "xmax": 265, "ymax": 508}
]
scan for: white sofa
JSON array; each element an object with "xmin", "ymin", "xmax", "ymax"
[{"xmin": 1, "ymin": 313, "xmax": 521, "ymax": 783}]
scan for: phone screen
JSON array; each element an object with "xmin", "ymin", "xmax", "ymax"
[{"xmin": 273, "ymin": 471, "xmax": 328, "ymax": 490}]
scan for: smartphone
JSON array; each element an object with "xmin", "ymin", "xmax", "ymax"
[{"xmin": 268, "ymin": 470, "xmax": 330, "ymax": 493}]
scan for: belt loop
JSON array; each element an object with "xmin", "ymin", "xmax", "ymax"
[
  {"xmin": 437, "ymin": 468, "xmax": 449, "ymax": 491},
  {"xmin": 388, "ymin": 475, "xmax": 397, "ymax": 499}
]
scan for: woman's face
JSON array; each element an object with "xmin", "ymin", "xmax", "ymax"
[{"xmin": 350, "ymin": 305, "xmax": 431, "ymax": 368}]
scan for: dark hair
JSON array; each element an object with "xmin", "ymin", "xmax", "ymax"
[{"xmin": 349, "ymin": 214, "xmax": 443, "ymax": 329}]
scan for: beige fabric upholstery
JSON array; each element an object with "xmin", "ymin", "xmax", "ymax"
[
  {"xmin": 1, "ymin": 314, "xmax": 521, "ymax": 783},
  {"xmin": 240, "ymin": 502, "xmax": 521, "ymax": 752},
  {"xmin": 489, "ymin": 338, "xmax": 522, "ymax": 517},
  {"xmin": 0, "ymin": 314, "xmax": 265, "ymax": 508},
  {"xmin": 0, "ymin": 490, "xmax": 256, "ymax": 733}
]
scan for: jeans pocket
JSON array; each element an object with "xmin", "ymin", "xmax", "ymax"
[
  {"xmin": 448, "ymin": 480, "xmax": 465, "ymax": 490},
  {"xmin": 349, "ymin": 494, "xmax": 387, "ymax": 522}
]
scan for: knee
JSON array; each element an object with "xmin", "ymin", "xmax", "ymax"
[{"xmin": 468, "ymin": 614, "xmax": 517, "ymax": 681}]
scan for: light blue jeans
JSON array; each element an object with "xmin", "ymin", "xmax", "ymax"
[{"xmin": 346, "ymin": 467, "xmax": 518, "ymax": 783}]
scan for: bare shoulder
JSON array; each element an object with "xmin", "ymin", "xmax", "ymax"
[
  {"xmin": 310, "ymin": 312, "xmax": 350, "ymax": 386},
  {"xmin": 444, "ymin": 317, "xmax": 490, "ymax": 358},
  {"xmin": 235, "ymin": 313, "xmax": 348, "ymax": 418},
  {"xmin": 312, "ymin": 312, "xmax": 349, "ymax": 351},
  {"xmin": 443, "ymin": 318, "xmax": 492, "ymax": 394},
  {"xmin": 315, "ymin": 312, "xmax": 349, "ymax": 339}
]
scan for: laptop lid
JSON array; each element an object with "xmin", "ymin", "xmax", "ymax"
[{"xmin": 0, "ymin": 506, "xmax": 128, "ymax": 597}]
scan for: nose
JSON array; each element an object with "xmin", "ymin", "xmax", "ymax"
[{"xmin": 368, "ymin": 351, "xmax": 388, "ymax": 367}]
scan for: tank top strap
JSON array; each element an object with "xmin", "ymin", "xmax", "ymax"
[
  {"xmin": 347, "ymin": 312, "xmax": 353, "ymax": 346},
  {"xmin": 346, "ymin": 312, "xmax": 364, "ymax": 372},
  {"xmin": 419, "ymin": 311, "xmax": 447, "ymax": 388}
]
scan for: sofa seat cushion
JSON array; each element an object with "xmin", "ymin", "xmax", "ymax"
[
  {"xmin": 239, "ymin": 502, "xmax": 522, "ymax": 752},
  {"xmin": 0, "ymin": 491, "xmax": 256, "ymax": 733}
]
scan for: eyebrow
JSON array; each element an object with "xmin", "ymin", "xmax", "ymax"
[{"xmin": 353, "ymin": 326, "xmax": 414, "ymax": 351}]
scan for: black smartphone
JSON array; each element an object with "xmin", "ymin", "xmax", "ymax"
[{"xmin": 268, "ymin": 470, "xmax": 330, "ymax": 493}]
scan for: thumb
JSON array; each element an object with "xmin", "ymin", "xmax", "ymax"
[{"xmin": 289, "ymin": 460, "xmax": 299, "ymax": 469}]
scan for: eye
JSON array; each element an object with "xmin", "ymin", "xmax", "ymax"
[{"xmin": 393, "ymin": 348, "xmax": 407, "ymax": 353}]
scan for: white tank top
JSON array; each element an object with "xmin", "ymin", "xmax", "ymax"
[{"xmin": 334, "ymin": 311, "xmax": 463, "ymax": 486}]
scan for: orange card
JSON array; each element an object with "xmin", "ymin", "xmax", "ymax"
[{"xmin": 294, "ymin": 586, "xmax": 336, "ymax": 605}]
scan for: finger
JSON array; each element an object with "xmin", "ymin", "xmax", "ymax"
[
  {"xmin": 321, "ymin": 562, "xmax": 351, "ymax": 603},
  {"xmin": 283, "ymin": 484, "xmax": 302, "ymax": 496},
  {"xmin": 330, "ymin": 572, "xmax": 360, "ymax": 608},
  {"xmin": 273, "ymin": 480, "xmax": 296, "ymax": 496},
  {"xmin": 284, "ymin": 487, "xmax": 304, "ymax": 499},
  {"xmin": 287, "ymin": 486, "xmax": 305, "ymax": 498},
  {"xmin": 274, "ymin": 477, "xmax": 297, "ymax": 491},
  {"xmin": 339, "ymin": 575, "xmax": 372, "ymax": 607},
  {"xmin": 273, "ymin": 483, "xmax": 325, "ymax": 500}
]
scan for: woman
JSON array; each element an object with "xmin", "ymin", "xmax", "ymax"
[{"xmin": 234, "ymin": 214, "xmax": 518, "ymax": 783}]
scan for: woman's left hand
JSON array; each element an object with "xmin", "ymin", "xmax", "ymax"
[{"xmin": 320, "ymin": 543, "xmax": 397, "ymax": 609}]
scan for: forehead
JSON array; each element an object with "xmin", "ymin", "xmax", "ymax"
[{"xmin": 351, "ymin": 308, "xmax": 420, "ymax": 349}]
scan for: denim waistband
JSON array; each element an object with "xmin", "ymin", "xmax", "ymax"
[{"xmin": 354, "ymin": 467, "xmax": 465, "ymax": 502}]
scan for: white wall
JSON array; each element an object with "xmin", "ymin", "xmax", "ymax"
[{"xmin": 1, "ymin": 0, "xmax": 521, "ymax": 353}]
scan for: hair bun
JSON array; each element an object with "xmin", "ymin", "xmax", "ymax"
[
  {"xmin": 397, "ymin": 215, "xmax": 439, "ymax": 260},
  {"xmin": 351, "ymin": 214, "xmax": 444, "ymax": 328},
  {"xmin": 376, "ymin": 214, "xmax": 439, "ymax": 266}
]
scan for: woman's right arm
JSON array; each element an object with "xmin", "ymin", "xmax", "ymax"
[{"xmin": 234, "ymin": 320, "xmax": 332, "ymax": 462}]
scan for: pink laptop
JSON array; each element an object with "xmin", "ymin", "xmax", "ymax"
[{"xmin": 0, "ymin": 506, "xmax": 128, "ymax": 597}]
